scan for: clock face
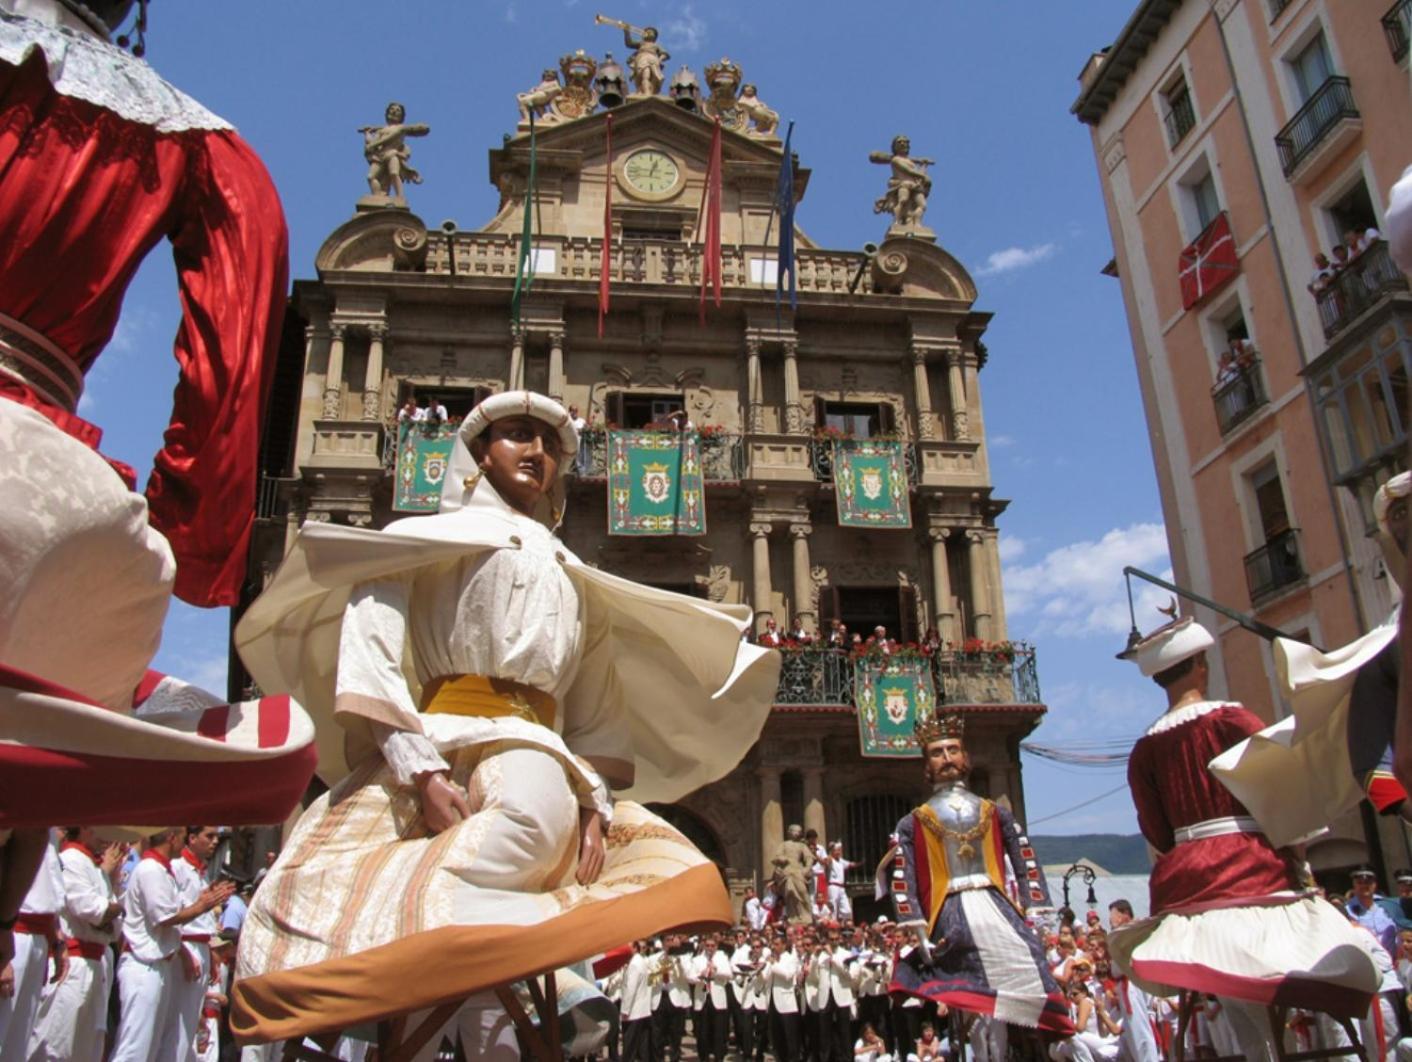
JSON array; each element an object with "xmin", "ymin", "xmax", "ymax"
[{"xmin": 622, "ymin": 149, "xmax": 681, "ymax": 197}]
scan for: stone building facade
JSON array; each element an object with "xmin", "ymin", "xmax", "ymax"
[{"xmin": 242, "ymin": 60, "xmax": 1045, "ymax": 911}]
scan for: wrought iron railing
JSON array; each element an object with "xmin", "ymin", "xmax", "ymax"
[
  {"xmin": 807, "ymin": 439, "xmax": 920, "ymax": 485},
  {"xmin": 1211, "ymin": 357, "xmax": 1270, "ymax": 434},
  {"xmin": 386, "ymin": 420, "xmax": 457, "ymax": 471},
  {"xmin": 1384, "ymin": 0, "xmax": 1411, "ymax": 63},
  {"xmin": 1274, "ymin": 76, "xmax": 1359, "ymax": 177},
  {"xmin": 572, "ymin": 429, "xmax": 744, "ymax": 482},
  {"xmin": 255, "ymin": 474, "xmax": 294, "ymax": 520},
  {"xmin": 1244, "ymin": 527, "xmax": 1304, "ymax": 602},
  {"xmin": 1163, "ymin": 90, "xmax": 1196, "ymax": 147},
  {"xmin": 771, "ymin": 645, "xmax": 1041, "ymax": 708},
  {"xmin": 1314, "ymin": 241, "xmax": 1409, "ymax": 339}
]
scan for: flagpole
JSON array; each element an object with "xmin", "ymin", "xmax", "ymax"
[
  {"xmin": 598, "ymin": 112, "xmax": 613, "ymax": 339},
  {"xmin": 511, "ymin": 112, "xmax": 538, "ymax": 329}
]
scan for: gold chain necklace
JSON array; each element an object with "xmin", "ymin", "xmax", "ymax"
[{"xmin": 917, "ymin": 801, "xmax": 992, "ymax": 860}]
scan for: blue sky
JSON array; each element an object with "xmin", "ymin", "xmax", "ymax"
[{"xmin": 99, "ymin": 1, "xmax": 1175, "ymax": 834}]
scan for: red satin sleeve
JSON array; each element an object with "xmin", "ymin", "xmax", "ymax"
[
  {"xmin": 144, "ymin": 130, "xmax": 289, "ymax": 607},
  {"xmin": 1128, "ymin": 739, "xmax": 1174, "ymax": 854}
]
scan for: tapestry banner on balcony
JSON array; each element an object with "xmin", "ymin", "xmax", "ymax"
[
  {"xmin": 833, "ymin": 440, "xmax": 911, "ymax": 528},
  {"xmin": 392, "ymin": 423, "xmax": 457, "ymax": 513},
  {"xmin": 607, "ymin": 430, "xmax": 706, "ymax": 535},
  {"xmin": 854, "ymin": 656, "xmax": 936, "ymax": 758}
]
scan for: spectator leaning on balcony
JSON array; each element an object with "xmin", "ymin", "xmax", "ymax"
[
  {"xmin": 1346, "ymin": 227, "xmax": 1381, "ymax": 260},
  {"xmin": 1308, "ymin": 251, "xmax": 1335, "ymax": 295},
  {"xmin": 789, "ymin": 618, "xmax": 813, "ymax": 645},
  {"xmin": 759, "ymin": 618, "xmax": 784, "ymax": 648},
  {"xmin": 1215, "ymin": 350, "xmax": 1240, "ymax": 386},
  {"xmin": 1330, "ymin": 243, "xmax": 1352, "ymax": 274},
  {"xmin": 397, "ymin": 397, "xmax": 424, "ymax": 424}
]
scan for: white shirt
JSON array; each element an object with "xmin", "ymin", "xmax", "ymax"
[
  {"xmin": 744, "ymin": 895, "xmax": 765, "ymax": 930},
  {"xmin": 172, "ymin": 849, "xmax": 217, "ymax": 938},
  {"xmin": 20, "ymin": 839, "xmax": 63, "ymax": 917},
  {"xmin": 122, "ymin": 854, "xmax": 182, "ymax": 962},
  {"xmin": 58, "ymin": 843, "xmax": 118, "ymax": 945},
  {"xmin": 827, "ymin": 855, "xmax": 848, "ymax": 887},
  {"xmin": 620, "ymin": 951, "xmax": 653, "ymax": 1021},
  {"xmin": 764, "ymin": 948, "xmax": 800, "ymax": 1014},
  {"xmin": 804, "ymin": 946, "xmax": 856, "ymax": 1010}
]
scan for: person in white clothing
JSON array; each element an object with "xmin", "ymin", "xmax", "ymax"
[
  {"xmin": 0, "ymin": 831, "xmax": 64, "ymax": 1059},
  {"xmin": 854, "ymin": 1020, "xmax": 891, "ymax": 1062},
  {"xmin": 619, "ymin": 941, "xmax": 654, "ymax": 1062},
  {"xmin": 729, "ymin": 930, "xmax": 759, "ymax": 1059},
  {"xmin": 743, "ymin": 886, "xmax": 766, "ymax": 931},
  {"xmin": 825, "ymin": 843, "xmax": 858, "ymax": 924},
  {"xmin": 29, "ymin": 826, "xmax": 125, "ymax": 1061},
  {"xmin": 657, "ymin": 936, "xmax": 693, "ymax": 1062},
  {"xmin": 172, "ymin": 826, "xmax": 223, "ymax": 1062},
  {"xmin": 109, "ymin": 829, "xmax": 232, "ymax": 1062},
  {"xmin": 765, "ymin": 931, "xmax": 802, "ymax": 1062},
  {"xmin": 1105, "ymin": 900, "xmax": 1159, "ymax": 1062},
  {"xmin": 690, "ymin": 936, "xmax": 733, "ymax": 1062},
  {"xmin": 742, "ymin": 935, "xmax": 772, "ymax": 1062},
  {"xmin": 805, "ymin": 926, "xmax": 857, "ymax": 1062}
]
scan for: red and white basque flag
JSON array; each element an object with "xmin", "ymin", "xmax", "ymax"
[
  {"xmin": 1179, "ymin": 211, "xmax": 1237, "ymax": 310},
  {"xmin": 0, "ymin": 664, "xmax": 316, "ymax": 828}
]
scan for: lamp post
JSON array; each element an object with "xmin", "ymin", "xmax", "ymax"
[{"xmin": 1060, "ymin": 861, "xmax": 1098, "ymax": 921}]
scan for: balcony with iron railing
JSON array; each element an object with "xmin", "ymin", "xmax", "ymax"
[
  {"xmin": 1163, "ymin": 90, "xmax": 1196, "ymax": 148},
  {"xmin": 1244, "ymin": 527, "xmax": 1304, "ymax": 603},
  {"xmin": 772, "ymin": 645, "xmax": 1042, "ymax": 709},
  {"xmin": 571, "ymin": 428, "xmax": 746, "ymax": 482},
  {"xmin": 1211, "ymin": 355, "xmax": 1270, "ymax": 435},
  {"xmin": 1274, "ymin": 76, "xmax": 1360, "ymax": 181},
  {"xmin": 1385, "ymin": 0, "xmax": 1411, "ymax": 63},
  {"xmin": 1314, "ymin": 241, "xmax": 1409, "ymax": 340},
  {"xmin": 807, "ymin": 438, "xmax": 920, "ymax": 486}
]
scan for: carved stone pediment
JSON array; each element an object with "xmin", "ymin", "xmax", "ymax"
[
  {"xmin": 316, "ymin": 209, "xmax": 429, "ymax": 274},
  {"xmin": 869, "ymin": 236, "xmax": 977, "ymax": 302}
]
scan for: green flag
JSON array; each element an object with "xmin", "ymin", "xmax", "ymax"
[
  {"xmin": 392, "ymin": 421, "xmax": 457, "ymax": 513},
  {"xmin": 854, "ymin": 655, "xmax": 937, "ymax": 758},
  {"xmin": 833, "ymin": 439, "xmax": 912, "ymax": 528},
  {"xmin": 512, "ymin": 113, "xmax": 538, "ymax": 328},
  {"xmin": 607, "ymin": 430, "xmax": 706, "ymax": 536}
]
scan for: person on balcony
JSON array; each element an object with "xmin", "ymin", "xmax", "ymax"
[
  {"xmin": 789, "ymin": 619, "xmax": 814, "ymax": 646},
  {"xmin": 1307, "ymin": 251, "xmax": 1335, "ymax": 294},
  {"xmin": 1110, "ymin": 616, "xmax": 1382, "ymax": 1058},
  {"xmin": 1214, "ymin": 351, "xmax": 1240, "ymax": 387},
  {"xmin": 759, "ymin": 618, "xmax": 785, "ymax": 648},
  {"xmin": 397, "ymin": 397, "xmax": 425, "ymax": 424},
  {"xmin": 1346, "ymin": 227, "xmax": 1381, "ymax": 260}
]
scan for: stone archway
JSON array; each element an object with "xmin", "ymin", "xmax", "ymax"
[{"xmin": 648, "ymin": 802, "xmax": 729, "ymax": 869}]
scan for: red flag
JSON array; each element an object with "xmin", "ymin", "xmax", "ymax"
[
  {"xmin": 1178, "ymin": 211, "xmax": 1237, "ymax": 310},
  {"xmin": 598, "ymin": 113, "xmax": 613, "ymax": 339},
  {"xmin": 698, "ymin": 118, "xmax": 723, "ymax": 325}
]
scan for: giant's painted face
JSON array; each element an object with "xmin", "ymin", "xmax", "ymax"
[
  {"xmin": 923, "ymin": 737, "xmax": 970, "ymax": 786},
  {"xmin": 472, "ymin": 416, "xmax": 562, "ymax": 516}
]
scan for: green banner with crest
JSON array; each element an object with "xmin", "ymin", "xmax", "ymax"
[
  {"xmin": 832, "ymin": 439, "xmax": 911, "ymax": 528},
  {"xmin": 392, "ymin": 422, "xmax": 456, "ymax": 513},
  {"xmin": 607, "ymin": 430, "xmax": 707, "ymax": 536},
  {"xmin": 854, "ymin": 656, "xmax": 936, "ymax": 758}
]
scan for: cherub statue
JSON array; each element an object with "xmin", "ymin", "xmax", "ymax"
[
  {"xmin": 360, "ymin": 101, "xmax": 430, "ymax": 200},
  {"xmin": 516, "ymin": 69, "xmax": 563, "ymax": 126},
  {"xmin": 738, "ymin": 84, "xmax": 779, "ymax": 138},
  {"xmin": 597, "ymin": 15, "xmax": 669, "ymax": 96},
  {"xmin": 869, "ymin": 134, "xmax": 934, "ymax": 231}
]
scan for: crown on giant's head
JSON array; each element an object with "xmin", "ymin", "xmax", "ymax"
[{"xmin": 914, "ymin": 713, "xmax": 964, "ymax": 746}]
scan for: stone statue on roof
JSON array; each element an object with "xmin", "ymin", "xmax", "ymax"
[
  {"xmin": 360, "ymin": 101, "xmax": 430, "ymax": 203},
  {"xmin": 869, "ymin": 134, "xmax": 934, "ymax": 235},
  {"xmin": 595, "ymin": 14, "xmax": 669, "ymax": 96}
]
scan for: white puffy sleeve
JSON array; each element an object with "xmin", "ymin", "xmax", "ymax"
[
  {"xmin": 560, "ymin": 611, "xmax": 634, "ymax": 790},
  {"xmin": 338, "ymin": 578, "xmax": 447, "ymax": 786}
]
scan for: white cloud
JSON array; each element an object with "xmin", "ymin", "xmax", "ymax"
[
  {"xmin": 990, "ymin": 433, "xmax": 1015, "ymax": 449},
  {"xmin": 664, "ymin": 6, "xmax": 706, "ymax": 52},
  {"xmin": 998, "ymin": 535, "xmax": 1026, "ymax": 562},
  {"xmin": 504, "ymin": 2, "xmax": 518, "ymax": 22},
  {"xmin": 976, "ymin": 242, "xmax": 1057, "ymax": 277},
  {"xmin": 1003, "ymin": 522, "xmax": 1173, "ymax": 639}
]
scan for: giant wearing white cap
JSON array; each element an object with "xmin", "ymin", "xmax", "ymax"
[{"xmin": 1124, "ymin": 617, "xmax": 1215, "ymax": 679}]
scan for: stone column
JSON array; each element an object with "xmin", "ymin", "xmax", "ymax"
[
  {"xmin": 802, "ymin": 767, "xmax": 827, "ymax": 843},
  {"xmin": 750, "ymin": 522, "xmax": 774, "ymax": 633},
  {"xmin": 929, "ymin": 528, "xmax": 957, "ymax": 643},
  {"xmin": 986, "ymin": 531, "xmax": 1009, "ymax": 640},
  {"xmin": 508, "ymin": 328, "xmax": 526, "ymax": 391},
  {"xmin": 967, "ymin": 529, "xmax": 993, "ymax": 640},
  {"xmin": 547, "ymin": 330, "xmax": 565, "ymax": 405},
  {"xmin": 361, "ymin": 323, "xmax": 387, "ymax": 421},
  {"xmin": 944, "ymin": 347, "xmax": 968, "ymax": 440},
  {"xmin": 322, "ymin": 323, "xmax": 346, "ymax": 419},
  {"xmin": 782, "ymin": 340, "xmax": 804, "ymax": 434},
  {"xmin": 744, "ymin": 337, "xmax": 763, "ymax": 432},
  {"xmin": 963, "ymin": 351, "xmax": 987, "ymax": 443},
  {"xmin": 911, "ymin": 343, "xmax": 935, "ymax": 440},
  {"xmin": 758, "ymin": 766, "xmax": 783, "ymax": 881},
  {"xmin": 789, "ymin": 523, "xmax": 814, "ymax": 632}
]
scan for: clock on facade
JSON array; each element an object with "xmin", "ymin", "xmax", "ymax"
[{"xmin": 618, "ymin": 148, "xmax": 682, "ymax": 200}]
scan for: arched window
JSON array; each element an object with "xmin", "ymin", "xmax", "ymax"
[{"xmin": 844, "ymin": 793, "xmax": 914, "ymax": 884}]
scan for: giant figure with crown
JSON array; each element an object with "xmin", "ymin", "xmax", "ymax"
[{"xmin": 886, "ymin": 712, "xmax": 1075, "ymax": 1059}]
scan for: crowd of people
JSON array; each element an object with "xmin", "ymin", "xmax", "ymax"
[
  {"xmin": 754, "ymin": 620, "xmax": 950, "ymax": 657},
  {"xmin": 1, "ymin": 826, "xmax": 258, "ymax": 1062},
  {"xmin": 1307, "ymin": 225, "xmax": 1386, "ymax": 304}
]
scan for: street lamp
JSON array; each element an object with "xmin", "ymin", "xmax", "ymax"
[{"xmin": 1060, "ymin": 861, "xmax": 1098, "ymax": 921}]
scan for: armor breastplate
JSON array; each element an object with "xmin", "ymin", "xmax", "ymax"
[{"xmin": 924, "ymin": 783, "xmax": 988, "ymax": 879}]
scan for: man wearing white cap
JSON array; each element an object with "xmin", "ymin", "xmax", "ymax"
[
  {"xmin": 229, "ymin": 391, "xmax": 780, "ymax": 1055},
  {"xmin": 1212, "ymin": 472, "xmax": 1409, "ymax": 847},
  {"xmin": 1110, "ymin": 617, "xmax": 1382, "ymax": 1058}
]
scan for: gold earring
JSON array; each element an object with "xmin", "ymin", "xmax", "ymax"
[{"xmin": 463, "ymin": 469, "xmax": 482, "ymax": 489}]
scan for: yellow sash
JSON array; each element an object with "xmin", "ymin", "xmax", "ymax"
[{"xmin": 421, "ymin": 674, "xmax": 557, "ymax": 730}]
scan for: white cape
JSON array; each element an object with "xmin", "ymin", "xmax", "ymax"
[
  {"xmin": 234, "ymin": 506, "xmax": 780, "ymax": 805},
  {"xmin": 1209, "ymin": 615, "xmax": 1397, "ymax": 847}
]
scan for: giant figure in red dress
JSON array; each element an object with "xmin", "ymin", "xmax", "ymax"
[
  {"xmin": 0, "ymin": 1, "xmax": 314, "ymax": 829},
  {"xmin": 1109, "ymin": 618, "xmax": 1381, "ymax": 1058}
]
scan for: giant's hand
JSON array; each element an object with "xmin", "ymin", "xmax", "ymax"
[
  {"xmin": 576, "ymin": 806, "xmax": 606, "ymax": 885},
  {"xmin": 416, "ymin": 771, "xmax": 470, "ymax": 834}
]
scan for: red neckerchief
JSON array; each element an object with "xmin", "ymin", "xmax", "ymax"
[
  {"xmin": 180, "ymin": 848, "xmax": 207, "ymax": 875},
  {"xmin": 60, "ymin": 840, "xmax": 99, "ymax": 866},
  {"xmin": 141, "ymin": 848, "xmax": 175, "ymax": 876}
]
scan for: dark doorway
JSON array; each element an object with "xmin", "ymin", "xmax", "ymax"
[
  {"xmin": 815, "ymin": 399, "xmax": 895, "ymax": 439},
  {"xmin": 818, "ymin": 584, "xmax": 918, "ymax": 644},
  {"xmin": 648, "ymin": 803, "xmax": 728, "ymax": 868},
  {"xmin": 607, "ymin": 391, "xmax": 685, "ymax": 429}
]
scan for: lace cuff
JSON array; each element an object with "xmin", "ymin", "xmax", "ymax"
[{"xmin": 370, "ymin": 723, "xmax": 448, "ymax": 786}]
